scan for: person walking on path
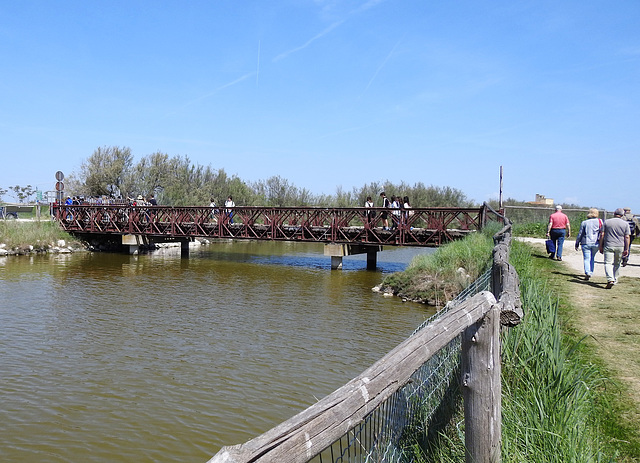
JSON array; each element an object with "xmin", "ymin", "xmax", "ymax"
[
  {"xmin": 599, "ymin": 208, "xmax": 631, "ymax": 289},
  {"xmin": 574, "ymin": 208, "xmax": 603, "ymax": 280},
  {"xmin": 546, "ymin": 205, "xmax": 571, "ymax": 261},
  {"xmin": 622, "ymin": 207, "xmax": 639, "ymax": 267}
]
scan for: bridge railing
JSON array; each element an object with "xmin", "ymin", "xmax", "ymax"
[
  {"xmin": 52, "ymin": 204, "xmax": 503, "ymax": 247},
  {"xmin": 207, "ymin": 210, "xmax": 521, "ymax": 463}
]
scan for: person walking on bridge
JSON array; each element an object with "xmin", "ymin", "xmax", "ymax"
[
  {"xmin": 225, "ymin": 196, "xmax": 235, "ymax": 224},
  {"xmin": 546, "ymin": 205, "xmax": 571, "ymax": 261},
  {"xmin": 379, "ymin": 192, "xmax": 391, "ymax": 230},
  {"xmin": 364, "ymin": 196, "xmax": 375, "ymax": 226},
  {"xmin": 599, "ymin": 208, "xmax": 631, "ymax": 289}
]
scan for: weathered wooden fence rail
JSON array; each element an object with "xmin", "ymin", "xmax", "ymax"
[{"xmin": 208, "ymin": 210, "xmax": 521, "ymax": 463}]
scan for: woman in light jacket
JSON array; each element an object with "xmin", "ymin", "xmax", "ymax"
[{"xmin": 574, "ymin": 208, "xmax": 603, "ymax": 280}]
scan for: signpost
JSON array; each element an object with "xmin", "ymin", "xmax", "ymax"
[{"xmin": 55, "ymin": 171, "xmax": 64, "ymax": 204}]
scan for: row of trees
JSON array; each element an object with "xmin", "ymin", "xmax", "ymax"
[
  {"xmin": 0, "ymin": 185, "xmax": 36, "ymax": 204},
  {"xmin": 60, "ymin": 145, "xmax": 474, "ymax": 208}
]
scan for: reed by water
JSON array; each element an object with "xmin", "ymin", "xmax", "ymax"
[
  {"xmin": 380, "ymin": 226, "xmax": 498, "ymax": 305},
  {"xmin": 0, "ymin": 220, "xmax": 80, "ymax": 250}
]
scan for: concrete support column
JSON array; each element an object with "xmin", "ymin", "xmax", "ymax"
[
  {"xmin": 324, "ymin": 243, "xmax": 383, "ymax": 271},
  {"xmin": 366, "ymin": 250, "xmax": 378, "ymax": 270},
  {"xmin": 122, "ymin": 234, "xmax": 142, "ymax": 255},
  {"xmin": 181, "ymin": 240, "xmax": 190, "ymax": 258}
]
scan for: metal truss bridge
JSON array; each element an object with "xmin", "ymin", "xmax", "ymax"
[{"xmin": 52, "ymin": 204, "xmax": 496, "ymax": 248}]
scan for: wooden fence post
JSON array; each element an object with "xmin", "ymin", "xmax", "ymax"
[{"xmin": 461, "ymin": 304, "xmax": 501, "ymax": 463}]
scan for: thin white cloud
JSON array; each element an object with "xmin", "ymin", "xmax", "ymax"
[
  {"xmin": 313, "ymin": 119, "xmax": 387, "ymax": 141},
  {"xmin": 273, "ymin": 0, "xmax": 388, "ymax": 63},
  {"xmin": 168, "ymin": 71, "xmax": 256, "ymax": 116},
  {"xmin": 353, "ymin": 0, "xmax": 387, "ymax": 14},
  {"xmin": 199, "ymin": 72, "xmax": 256, "ymax": 99},
  {"xmin": 273, "ymin": 20, "xmax": 344, "ymax": 62},
  {"xmin": 360, "ymin": 37, "xmax": 403, "ymax": 97}
]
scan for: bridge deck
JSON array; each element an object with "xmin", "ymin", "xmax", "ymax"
[{"xmin": 52, "ymin": 205, "xmax": 494, "ymax": 247}]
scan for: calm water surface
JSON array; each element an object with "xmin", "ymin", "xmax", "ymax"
[{"xmin": 0, "ymin": 241, "xmax": 434, "ymax": 462}]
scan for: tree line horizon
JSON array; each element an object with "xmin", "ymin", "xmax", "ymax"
[{"xmin": 1, "ymin": 145, "xmax": 580, "ymax": 211}]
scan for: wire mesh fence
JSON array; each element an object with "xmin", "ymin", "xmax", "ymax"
[
  {"xmin": 502, "ymin": 205, "xmax": 613, "ymax": 228},
  {"xmin": 306, "ymin": 268, "xmax": 492, "ymax": 463}
]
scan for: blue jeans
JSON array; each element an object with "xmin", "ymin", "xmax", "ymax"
[
  {"xmin": 580, "ymin": 244, "xmax": 599, "ymax": 276},
  {"xmin": 550, "ymin": 228, "xmax": 566, "ymax": 259}
]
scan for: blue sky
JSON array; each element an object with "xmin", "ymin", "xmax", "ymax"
[{"xmin": 1, "ymin": 1, "xmax": 638, "ymax": 212}]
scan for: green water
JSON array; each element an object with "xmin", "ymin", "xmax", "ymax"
[{"xmin": 0, "ymin": 240, "xmax": 434, "ymax": 462}]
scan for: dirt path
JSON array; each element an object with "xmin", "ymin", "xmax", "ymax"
[
  {"xmin": 518, "ymin": 238, "xmax": 640, "ymax": 418},
  {"xmin": 517, "ymin": 237, "xmax": 640, "ymax": 280}
]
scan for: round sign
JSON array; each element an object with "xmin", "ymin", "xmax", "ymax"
[
  {"xmin": 55, "ymin": 171, "xmax": 64, "ymax": 181},
  {"xmin": 55, "ymin": 181, "xmax": 64, "ymax": 191}
]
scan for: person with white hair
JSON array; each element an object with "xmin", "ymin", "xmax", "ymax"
[
  {"xmin": 546, "ymin": 205, "xmax": 571, "ymax": 261},
  {"xmin": 599, "ymin": 208, "xmax": 631, "ymax": 288},
  {"xmin": 574, "ymin": 208, "xmax": 603, "ymax": 280}
]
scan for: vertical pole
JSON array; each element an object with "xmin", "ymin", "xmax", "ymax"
[
  {"xmin": 461, "ymin": 304, "xmax": 501, "ymax": 463},
  {"xmin": 499, "ymin": 166, "xmax": 503, "ymax": 211},
  {"xmin": 366, "ymin": 249, "xmax": 377, "ymax": 270}
]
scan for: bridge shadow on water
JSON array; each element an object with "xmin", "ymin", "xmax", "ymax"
[{"xmin": 190, "ymin": 244, "xmax": 434, "ymax": 274}]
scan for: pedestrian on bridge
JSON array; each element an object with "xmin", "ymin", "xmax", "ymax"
[
  {"xmin": 403, "ymin": 196, "xmax": 413, "ymax": 226},
  {"xmin": 365, "ymin": 196, "xmax": 375, "ymax": 226},
  {"xmin": 390, "ymin": 196, "xmax": 401, "ymax": 230},
  {"xmin": 225, "ymin": 196, "xmax": 235, "ymax": 224},
  {"xmin": 379, "ymin": 192, "xmax": 390, "ymax": 230},
  {"xmin": 209, "ymin": 198, "xmax": 218, "ymax": 223}
]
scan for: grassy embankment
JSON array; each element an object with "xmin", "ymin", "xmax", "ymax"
[
  {"xmin": 0, "ymin": 219, "xmax": 82, "ymax": 251},
  {"xmin": 382, "ymin": 230, "xmax": 640, "ymax": 462},
  {"xmin": 380, "ymin": 225, "xmax": 498, "ymax": 306}
]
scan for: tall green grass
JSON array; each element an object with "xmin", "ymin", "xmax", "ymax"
[
  {"xmin": 500, "ymin": 241, "xmax": 609, "ymax": 462},
  {"xmin": 403, "ymin": 239, "xmax": 626, "ymax": 462},
  {"xmin": 382, "ymin": 225, "xmax": 499, "ymax": 304},
  {"xmin": 0, "ymin": 220, "xmax": 79, "ymax": 249}
]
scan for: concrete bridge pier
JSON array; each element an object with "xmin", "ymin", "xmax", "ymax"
[
  {"xmin": 122, "ymin": 234, "xmax": 147, "ymax": 255},
  {"xmin": 324, "ymin": 243, "xmax": 384, "ymax": 270},
  {"xmin": 180, "ymin": 239, "xmax": 190, "ymax": 258}
]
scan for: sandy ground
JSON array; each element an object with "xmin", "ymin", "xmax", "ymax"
[{"xmin": 516, "ymin": 237, "xmax": 640, "ymax": 280}]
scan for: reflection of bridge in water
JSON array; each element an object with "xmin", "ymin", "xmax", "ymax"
[{"xmin": 52, "ymin": 204, "xmax": 498, "ymax": 269}]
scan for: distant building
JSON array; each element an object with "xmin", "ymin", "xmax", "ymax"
[{"xmin": 529, "ymin": 194, "xmax": 554, "ymax": 206}]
